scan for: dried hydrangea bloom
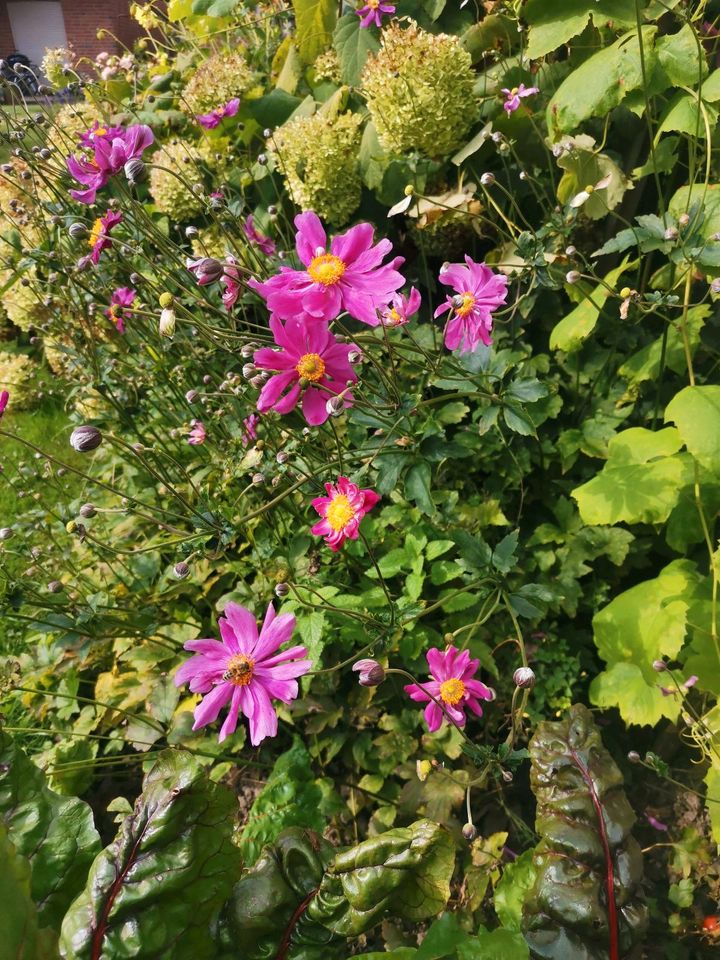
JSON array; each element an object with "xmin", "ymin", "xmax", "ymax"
[
  {"xmin": 361, "ymin": 21, "xmax": 478, "ymax": 157},
  {"xmin": 149, "ymin": 140, "xmax": 206, "ymax": 220},
  {"xmin": 404, "ymin": 646, "xmax": 495, "ymax": 732},
  {"xmin": 182, "ymin": 52, "xmax": 255, "ymax": 115},
  {"xmin": 270, "ymin": 111, "xmax": 363, "ymax": 226},
  {"xmin": 0, "ymin": 351, "xmax": 36, "ymax": 410},
  {"xmin": 175, "ymin": 601, "xmax": 311, "ymax": 745}
]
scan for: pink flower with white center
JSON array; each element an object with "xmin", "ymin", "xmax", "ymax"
[
  {"xmin": 242, "ymin": 413, "xmax": 259, "ymax": 447},
  {"xmin": 78, "ymin": 209, "xmax": 123, "ymax": 268},
  {"xmin": 196, "ymin": 98, "xmax": 240, "ymax": 129},
  {"xmin": 104, "ymin": 286, "xmax": 136, "ymax": 334},
  {"xmin": 187, "ymin": 419, "xmax": 206, "ymax": 445},
  {"xmin": 175, "ymin": 601, "xmax": 311, "ymax": 745},
  {"xmin": 0, "ymin": 390, "xmax": 9, "ymax": 418},
  {"xmin": 248, "ymin": 211, "xmax": 405, "ymax": 326},
  {"xmin": 67, "ymin": 123, "xmax": 154, "ymax": 204},
  {"xmin": 253, "ymin": 315, "xmax": 357, "ymax": 427},
  {"xmin": 404, "ymin": 645, "xmax": 495, "ymax": 733},
  {"xmin": 356, "ymin": 0, "xmax": 395, "ymax": 28},
  {"xmin": 311, "ymin": 476, "xmax": 380, "ymax": 551},
  {"xmin": 380, "ymin": 287, "xmax": 421, "ymax": 327},
  {"xmin": 434, "ymin": 256, "xmax": 508, "ymax": 354},
  {"xmin": 243, "ymin": 215, "xmax": 276, "ymax": 255},
  {"xmin": 501, "ymin": 83, "xmax": 538, "ymax": 114}
]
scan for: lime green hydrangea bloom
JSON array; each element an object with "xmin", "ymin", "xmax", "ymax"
[
  {"xmin": 0, "ymin": 351, "xmax": 36, "ymax": 408},
  {"xmin": 1, "ymin": 270, "xmax": 50, "ymax": 333},
  {"xmin": 182, "ymin": 52, "xmax": 255, "ymax": 114},
  {"xmin": 361, "ymin": 22, "xmax": 478, "ymax": 157},
  {"xmin": 272, "ymin": 111, "xmax": 363, "ymax": 226},
  {"xmin": 149, "ymin": 140, "xmax": 206, "ymax": 221}
]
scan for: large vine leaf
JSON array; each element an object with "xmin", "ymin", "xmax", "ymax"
[
  {"xmin": 333, "ymin": 13, "xmax": 380, "ymax": 87},
  {"xmin": 294, "ymin": 0, "xmax": 337, "ymax": 65},
  {"xmin": 665, "ymin": 385, "xmax": 720, "ymax": 475},
  {"xmin": 524, "ymin": 0, "xmax": 637, "ymax": 60},
  {"xmin": 547, "ymin": 28, "xmax": 657, "ymax": 136},
  {"xmin": 0, "ymin": 825, "xmax": 60, "ymax": 959},
  {"xmin": 59, "ymin": 751, "xmax": 241, "ymax": 960},
  {"xmin": 590, "ymin": 560, "xmax": 702, "ymax": 725},
  {"xmin": 620, "ymin": 305, "xmax": 708, "ymax": 385},
  {"xmin": 572, "ymin": 427, "xmax": 692, "ymax": 526},
  {"xmin": 522, "ymin": 705, "xmax": 647, "ymax": 959},
  {"xmin": 0, "ymin": 730, "xmax": 100, "ymax": 930}
]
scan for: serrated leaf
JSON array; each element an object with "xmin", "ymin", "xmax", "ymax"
[
  {"xmin": 405, "ymin": 462, "xmax": 434, "ymax": 515},
  {"xmin": 492, "ymin": 530, "xmax": 518, "ymax": 574}
]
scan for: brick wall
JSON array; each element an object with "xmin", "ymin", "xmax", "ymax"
[
  {"xmin": 60, "ymin": 0, "xmax": 126, "ymax": 63},
  {"xmin": 0, "ymin": 4, "xmax": 15, "ymax": 56}
]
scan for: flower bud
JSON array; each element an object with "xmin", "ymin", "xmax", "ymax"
[
  {"xmin": 480, "ymin": 172, "xmax": 495, "ymax": 186},
  {"xmin": 241, "ymin": 342, "xmax": 258, "ymax": 358},
  {"xmin": 47, "ymin": 580, "xmax": 64, "ymax": 593},
  {"xmin": 159, "ymin": 291, "xmax": 174, "ymax": 308},
  {"xmin": 185, "ymin": 389, "xmax": 198, "ymax": 403},
  {"xmin": 173, "ymin": 561, "xmax": 190, "ymax": 580},
  {"xmin": 566, "ymin": 270, "xmax": 581, "ymax": 284},
  {"xmin": 652, "ymin": 659, "xmax": 667, "ymax": 672},
  {"xmin": 252, "ymin": 472, "xmax": 265, "ymax": 485},
  {"xmin": 0, "ymin": 527, "xmax": 12, "ymax": 540},
  {"xmin": 565, "ymin": 245, "xmax": 576, "ymax": 256},
  {"xmin": 627, "ymin": 751, "xmax": 641, "ymax": 763},
  {"xmin": 274, "ymin": 582, "xmax": 290, "ymax": 598},
  {"xmin": 326, "ymin": 395, "xmax": 345, "ymax": 417},
  {"xmin": 79, "ymin": 503, "xmax": 96, "ymax": 518},
  {"xmin": 187, "ymin": 257, "xmax": 224, "ymax": 284},
  {"xmin": 513, "ymin": 666, "xmax": 536, "ymax": 689},
  {"xmin": 711, "ymin": 278, "xmax": 720, "ymax": 294},
  {"xmin": 678, "ymin": 212, "xmax": 690, "ymax": 228},
  {"xmin": 70, "ymin": 425, "xmax": 102, "ymax": 453},
  {"xmin": 185, "ymin": 225, "xmax": 199, "ymax": 238},
  {"xmin": 124, "ymin": 157, "xmax": 146, "ymax": 183},
  {"xmin": 242, "ymin": 363, "xmax": 257, "ymax": 379},
  {"xmin": 276, "ymin": 451, "xmax": 289, "ymax": 464},
  {"xmin": 159, "ymin": 308, "xmax": 176, "ymax": 338},
  {"xmin": 404, "ymin": 184, "xmax": 415, "ymax": 196},
  {"xmin": 68, "ymin": 222, "xmax": 88, "ymax": 239},
  {"xmin": 501, "ymin": 769, "xmax": 513, "ymax": 783},
  {"xmin": 462, "ymin": 823, "xmax": 477, "ymax": 841},
  {"xmin": 664, "ymin": 226, "xmax": 678, "ymax": 241},
  {"xmin": 352, "ymin": 658, "xmax": 385, "ymax": 687}
]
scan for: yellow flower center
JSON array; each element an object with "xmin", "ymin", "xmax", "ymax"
[
  {"xmin": 585, "ymin": 184, "xmax": 595, "ymax": 194},
  {"xmin": 93, "ymin": 126, "xmax": 108, "ymax": 138},
  {"xmin": 440, "ymin": 677, "xmax": 466, "ymax": 706},
  {"xmin": 88, "ymin": 218, "xmax": 104, "ymax": 248},
  {"xmin": 295, "ymin": 352, "xmax": 326, "ymax": 382},
  {"xmin": 511, "ymin": 87, "xmax": 518, "ymax": 95},
  {"xmin": 308, "ymin": 253, "xmax": 346, "ymax": 287},
  {"xmin": 325, "ymin": 494, "xmax": 356, "ymax": 532},
  {"xmin": 455, "ymin": 292, "xmax": 476, "ymax": 318},
  {"xmin": 223, "ymin": 654, "xmax": 255, "ymax": 686},
  {"xmin": 367, "ymin": 0, "xmax": 380, "ymax": 7},
  {"xmin": 387, "ymin": 307, "xmax": 402, "ymax": 325}
]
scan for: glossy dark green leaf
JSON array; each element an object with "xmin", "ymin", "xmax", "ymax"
[
  {"xmin": 59, "ymin": 751, "xmax": 241, "ymax": 960},
  {"xmin": 0, "ymin": 730, "xmax": 100, "ymax": 930},
  {"xmin": 0, "ymin": 825, "xmax": 60, "ymax": 959}
]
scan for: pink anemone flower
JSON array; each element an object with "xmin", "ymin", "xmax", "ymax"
[
  {"xmin": 501, "ymin": 83, "xmax": 539, "ymax": 114},
  {"xmin": 248, "ymin": 211, "xmax": 405, "ymax": 326},
  {"xmin": 380, "ymin": 287, "xmax": 421, "ymax": 327},
  {"xmin": 0, "ymin": 390, "xmax": 9, "ymax": 418},
  {"xmin": 187, "ymin": 419, "xmax": 206, "ymax": 445},
  {"xmin": 221, "ymin": 256, "xmax": 242, "ymax": 311},
  {"xmin": 79, "ymin": 209, "xmax": 123, "ymax": 268},
  {"xmin": 67, "ymin": 123, "xmax": 154, "ymax": 204},
  {"xmin": 196, "ymin": 98, "xmax": 240, "ymax": 129},
  {"xmin": 311, "ymin": 476, "xmax": 380, "ymax": 551},
  {"xmin": 104, "ymin": 286, "xmax": 136, "ymax": 334},
  {"xmin": 175, "ymin": 601, "xmax": 311, "ymax": 745},
  {"xmin": 404, "ymin": 645, "xmax": 495, "ymax": 732},
  {"xmin": 253, "ymin": 315, "xmax": 357, "ymax": 426},
  {"xmin": 242, "ymin": 413, "xmax": 259, "ymax": 446},
  {"xmin": 243, "ymin": 215, "xmax": 276, "ymax": 255},
  {"xmin": 434, "ymin": 256, "xmax": 508, "ymax": 354},
  {"xmin": 356, "ymin": 0, "xmax": 395, "ymax": 29}
]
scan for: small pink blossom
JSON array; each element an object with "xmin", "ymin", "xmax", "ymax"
[
  {"xmin": 242, "ymin": 413, "xmax": 259, "ymax": 446},
  {"xmin": 67, "ymin": 123, "xmax": 154, "ymax": 204},
  {"xmin": 311, "ymin": 476, "xmax": 380, "ymax": 551},
  {"xmin": 646, "ymin": 813, "xmax": 669, "ymax": 832},
  {"xmin": 79, "ymin": 209, "xmax": 123, "ymax": 268},
  {"xmin": 0, "ymin": 390, "xmax": 9, "ymax": 418},
  {"xmin": 196, "ymin": 98, "xmax": 240, "ymax": 129},
  {"xmin": 188, "ymin": 419, "xmax": 206, "ymax": 445},
  {"xmin": 380, "ymin": 287, "xmax": 421, "ymax": 327},
  {"xmin": 221, "ymin": 256, "xmax": 242, "ymax": 311},
  {"xmin": 404, "ymin": 645, "xmax": 495, "ymax": 733},
  {"xmin": 174, "ymin": 601, "xmax": 311, "ymax": 745},
  {"xmin": 104, "ymin": 286, "xmax": 136, "ymax": 334},
  {"xmin": 248, "ymin": 211, "xmax": 405, "ymax": 326},
  {"xmin": 253, "ymin": 316, "xmax": 357, "ymax": 426},
  {"xmin": 356, "ymin": 0, "xmax": 395, "ymax": 28},
  {"xmin": 434, "ymin": 256, "xmax": 508, "ymax": 353},
  {"xmin": 501, "ymin": 83, "xmax": 538, "ymax": 114},
  {"xmin": 243, "ymin": 215, "xmax": 276, "ymax": 255}
]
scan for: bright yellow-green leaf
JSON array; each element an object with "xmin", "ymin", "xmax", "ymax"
[
  {"xmin": 666, "ymin": 385, "xmax": 720, "ymax": 474},
  {"xmin": 294, "ymin": 0, "xmax": 336, "ymax": 64},
  {"xmin": 550, "ymin": 260, "xmax": 632, "ymax": 353}
]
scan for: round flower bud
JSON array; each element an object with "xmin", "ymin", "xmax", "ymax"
[
  {"xmin": 68, "ymin": 222, "xmax": 88, "ymax": 239},
  {"xmin": 566, "ymin": 270, "xmax": 581, "ymax": 284},
  {"xmin": 276, "ymin": 451, "xmax": 289, "ymax": 465},
  {"xmin": 678, "ymin": 212, "xmax": 690, "ymax": 228},
  {"xmin": 274, "ymin": 582, "xmax": 290, "ymax": 598},
  {"xmin": 47, "ymin": 580, "xmax": 64, "ymax": 593},
  {"xmin": 242, "ymin": 363, "xmax": 257, "ymax": 379},
  {"xmin": 711, "ymin": 278, "xmax": 720, "ymax": 294},
  {"xmin": 159, "ymin": 292, "xmax": 174, "ymax": 308},
  {"xmin": 65, "ymin": 520, "xmax": 77, "ymax": 534},
  {"xmin": 124, "ymin": 157, "xmax": 146, "ymax": 184},
  {"xmin": 173, "ymin": 561, "xmax": 190, "ymax": 580},
  {"xmin": 620, "ymin": 287, "xmax": 632, "ymax": 299},
  {"xmin": 480, "ymin": 172, "xmax": 495, "ymax": 186},
  {"xmin": 501, "ymin": 769, "xmax": 513, "ymax": 783},
  {"xmin": 70, "ymin": 425, "xmax": 102, "ymax": 453},
  {"xmin": 159, "ymin": 308, "xmax": 176, "ymax": 338},
  {"xmin": 404, "ymin": 184, "xmax": 415, "ymax": 197},
  {"xmin": 326, "ymin": 395, "xmax": 345, "ymax": 417},
  {"xmin": 664, "ymin": 226, "xmax": 678, "ymax": 241},
  {"xmin": 241, "ymin": 343, "xmax": 258, "ymax": 358},
  {"xmin": 462, "ymin": 823, "xmax": 477, "ymax": 841},
  {"xmin": 652, "ymin": 659, "xmax": 667, "ymax": 672},
  {"xmin": 627, "ymin": 750, "xmax": 641, "ymax": 763},
  {"xmin": 352, "ymin": 658, "xmax": 385, "ymax": 687},
  {"xmin": 0, "ymin": 527, "xmax": 13, "ymax": 540},
  {"xmin": 565, "ymin": 245, "xmax": 576, "ymax": 256},
  {"xmin": 185, "ymin": 389, "xmax": 199, "ymax": 403},
  {"xmin": 513, "ymin": 666, "xmax": 536, "ymax": 689},
  {"xmin": 79, "ymin": 503, "xmax": 96, "ymax": 518},
  {"xmin": 185, "ymin": 225, "xmax": 199, "ymax": 238},
  {"xmin": 252, "ymin": 472, "xmax": 265, "ymax": 485}
]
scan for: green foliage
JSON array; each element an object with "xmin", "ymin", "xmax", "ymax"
[
  {"xmin": 294, "ymin": 0, "xmax": 337, "ymax": 64},
  {"xmin": 0, "ymin": 825, "xmax": 60, "ymax": 960}
]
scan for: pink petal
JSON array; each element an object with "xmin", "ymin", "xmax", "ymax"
[
  {"xmin": 253, "ymin": 611, "xmax": 297, "ymax": 659},
  {"xmin": 246, "ymin": 682, "xmax": 278, "ymax": 745},
  {"xmin": 295, "ymin": 211, "xmax": 327, "ymax": 266},
  {"xmin": 192, "ymin": 682, "xmax": 233, "ymax": 729},
  {"xmin": 218, "ymin": 687, "xmax": 242, "ymax": 742}
]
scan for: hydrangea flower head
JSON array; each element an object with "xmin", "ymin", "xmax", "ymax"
[
  {"xmin": 404, "ymin": 645, "xmax": 495, "ymax": 732},
  {"xmin": 356, "ymin": 0, "xmax": 395, "ymax": 29},
  {"xmin": 381, "ymin": 287, "xmax": 421, "ymax": 327},
  {"xmin": 434, "ymin": 256, "xmax": 508, "ymax": 353},
  {"xmin": 175, "ymin": 601, "xmax": 311, "ymax": 744},
  {"xmin": 311, "ymin": 476, "xmax": 380, "ymax": 551},
  {"xmin": 80, "ymin": 209, "xmax": 123, "ymax": 267},
  {"xmin": 67, "ymin": 123, "xmax": 154, "ymax": 204},
  {"xmin": 253, "ymin": 315, "xmax": 357, "ymax": 426},
  {"xmin": 501, "ymin": 83, "xmax": 538, "ymax": 114},
  {"xmin": 249, "ymin": 211, "xmax": 405, "ymax": 326},
  {"xmin": 104, "ymin": 286, "xmax": 136, "ymax": 333},
  {"xmin": 196, "ymin": 98, "xmax": 240, "ymax": 129}
]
